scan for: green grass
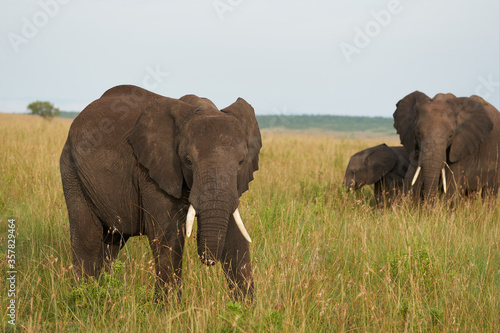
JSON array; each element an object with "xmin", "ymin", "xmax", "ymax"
[{"xmin": 1, "ymin": 113, "xmax": 499, "ymax": 332}]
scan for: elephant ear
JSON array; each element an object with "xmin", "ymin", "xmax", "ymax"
[
  {"xmin": 364, "ymin": 144, "xmax": 398, "ymax": 185},
  {"xmin": 393, "ymin": 91, "xmax": 430, "ymax": 155},
  {"xmin": 221, "ymin": 98, "xmax": 262, "ymax": 196},
  {"xmin": 449, "ymin": 97, "xmax": 493, "ymax": 163},
  {"xmin": 128, "ymin": 98, "xmax": 199, "ymax": 199}
]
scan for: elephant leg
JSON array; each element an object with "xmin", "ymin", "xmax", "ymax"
[
  {"xmin": 387, "ymin": 180, "xmax": 398, "ymax": 206},
  {"xmin": 444, "ymin": 176, "xmax": 458, "ymax": 201},
  {"xmin": 373, "ymin": 181, "xmax": 383, "ymax": 208},
  {"xmin": 147, "ymin": 231, "xmax": 184, "ymax": 301},
  {"xmin": 445, "ymin": 166, "xmax": 465, "ymax": 205},
  {"xmin": 66, "ymin": 191, "xmax": 106, "ymax": 280},
  {"xmin": 62, "ymin": 157, "xmax": 107, "ymax": 280},
  {"xmin": 221, "ymin": 214, "xmax": 254, "ymax": 301},
  {"xmin": 102, "ymin": 229, "xmax": 129, "ymax": 269},
  {"xmin": 481, "ymin": 184, "xmax": 498, "ymax": 201},
  {"xmin": 142, "ymin": 183, "xmax": 185, "ymax": 301},
  {"xmin": 103, "ymin": 243, "xmax": 120, "ymax": 266}
]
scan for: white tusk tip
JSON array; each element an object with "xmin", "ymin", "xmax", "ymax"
[
  {"xmin": 233, "ymin": 208, "xmax": 252, "ymax": 243},
  {"xmin": 186, "ymin": 205, "xmax": 196, "ymax": 238},
  {"xmin": 411, "ymin": 165, "xmax": 422, "ymax": 186},
  {"xmin": 442, "ymin": 168, "xmax": 447, "ymax": 194}
]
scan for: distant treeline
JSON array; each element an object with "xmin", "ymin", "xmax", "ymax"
[
  {"xmin": 58, "ymin": 111, "xmax": 395, "ymax": 134},
  {"xmin": 256, "ymin": 115, "xmax": 395, "ymax": 133},
  {"xmin": 59, "ymin": 111, "xmax": 80, "ymax": 118}
]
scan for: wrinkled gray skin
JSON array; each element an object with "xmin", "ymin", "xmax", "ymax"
[
  {"xmin": 394, "ymin": 91, "xmax": 500, "ymax": 201},
  {"xmin": 344, "ymin": 144, "xmax": 409, "ymax": 206},
  {"xmin": 60, "ymin": 85, "xmax": 261, "ymax": 300}
]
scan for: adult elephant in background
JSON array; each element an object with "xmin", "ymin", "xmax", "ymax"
[
  {"xmin": 393, "ymin": 91, "xmax": 500, "ymax": 201},
  {"xmin": 60, "ymin": 85, "xmax": 261, "ymax": 300},
  {"xmin": 344, "ymin": 144, "xmax": 409, "ymax": 207}
]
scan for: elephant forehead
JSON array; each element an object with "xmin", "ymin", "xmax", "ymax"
[
  {"xmin": 187, "ymin": 116, "xmax": 245, "ymax": 146},
  {"xmin": 432, "ymin": 93, "xmax": 456, "ymax": 101},
  {"xmin": 348, "ymin": 155, "xmax": 364, "ymax": 169},
  {"xmin": 417, "ymin": 102, "xmax": 454, "ymax": 121}
]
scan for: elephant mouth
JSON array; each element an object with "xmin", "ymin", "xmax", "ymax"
[
  {"xmin": 352, "ymin": 183, "xmax": 364, "ymax": 190},
  {"xmin": 344, "ymin": 177, "xmax": 362, "ymax": 190}
]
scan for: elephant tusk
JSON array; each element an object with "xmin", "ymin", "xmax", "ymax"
[
  {"xmin": 233, "ymin": 208, "xmax": 252, "ymax": 243},
  {"xmin": 442, "ymin": 168, "xmax": 447, "ymax": 194},
  {"xmin": 186, "ymin": 205, "xmax": 196, "ymax": 237},
  {"xmin": 411, "ymin": 165, "xmax": 421, "ymax": 186}
]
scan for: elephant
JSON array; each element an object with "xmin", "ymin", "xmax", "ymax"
[
  {"xmin": 60, "ymin": 85, "xmax": 262, "ymax": 300},
  {"xmin": 344, "ymin": 144, "xmax": 409, "ymax": 206},
  {"xmin": 393, "ymin": 91, "xmax": 500, "ymax": 201}
]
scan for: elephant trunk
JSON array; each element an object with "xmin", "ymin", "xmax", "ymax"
[
  {"xmin": 420, "ymin": 141, "xmax": 447, "ymax": 200},
  {"xmin": 189, "ymin": 170, "xmax": 239, "ymax": 265},
  {"xmin": 196, "ymin": 200, "xmax": 232, "ymax": 265}
]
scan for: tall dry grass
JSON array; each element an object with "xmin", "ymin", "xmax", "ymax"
[{"xmin": 1, "ymin": 114, "xmax": 499, "ymax": 332}]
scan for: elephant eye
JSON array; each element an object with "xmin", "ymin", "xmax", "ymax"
[
  {"xmin": 184, "ymin": 156, "xmax": 193, "ymax": 168},
  {"xmin": 238, "ymin": 159, "xmax": 245, "ymax": 167}
]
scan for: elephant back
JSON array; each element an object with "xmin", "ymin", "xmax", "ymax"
[{"xmin": 67, "ymin": 85, "xmax": 164, "ymax": 161}]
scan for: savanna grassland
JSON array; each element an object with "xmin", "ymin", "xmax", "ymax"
[{"xmin": 1, "ymin": 113, "xmax": 499, "ymax": 332}]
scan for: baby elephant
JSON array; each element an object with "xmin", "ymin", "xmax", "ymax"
[{"xmin": 344, "ymin": 144, "xmax": 409, "ymax": 206}]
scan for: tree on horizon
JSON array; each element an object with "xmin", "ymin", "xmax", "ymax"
[{"xmin": 27, "ymin": 101, "xmax": 60, "ymax": 119}]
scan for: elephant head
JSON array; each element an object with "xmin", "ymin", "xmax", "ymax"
[
  {"xmin": 393, "ymin": 91, "xmax": 493, "ymax": 199},
  {"xmin": 344, "ymin": 144, "xmax": 400, "ymax": 189},
  {"xmin": 128, "ymin": 94, "xmax": 261, "ymax": 265}
]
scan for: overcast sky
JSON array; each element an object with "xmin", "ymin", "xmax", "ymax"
[{"xmin": 1, "ymin": 0, "xmax": 499, "ymax": 117}]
